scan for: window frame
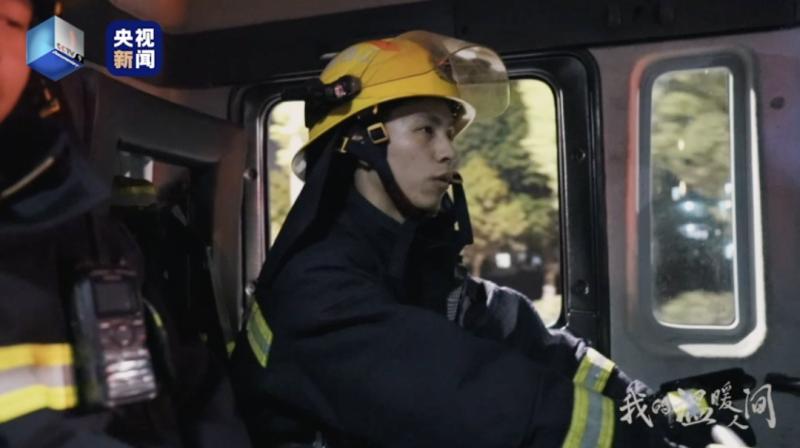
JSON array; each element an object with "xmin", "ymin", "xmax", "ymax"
[{"xmin": 504, "ymin": 52, "xmax": 610, "ymax": 346}]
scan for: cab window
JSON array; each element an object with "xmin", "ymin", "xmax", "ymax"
[
  {"xmin": 648, "ymin": 67, "xmax": 736, "ymax": 326},
  {"xmin": 639, "ymin": 53, "xmax": 762, "ymax": 337}
]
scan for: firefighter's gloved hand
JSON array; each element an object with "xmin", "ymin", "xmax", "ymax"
[
  {"xmin": 646, "ymin": 389, "xmax": 756, "ymax": 448},
  {"xmin": 706, "ymin": 424, "xmax": 754, "ymax": 448},
  {"xmin": 445, "ymin": 273, "xmax": 535, "ymax": 339},
  {"xmin": 616, "ymin": 380, "xmax": 746, "ymax": 448},
  {"xmin": 654, "ymin": 369, "xmax": 758, "ymax": 448},
  {"xmin": 649, "ymin": 389, "xmax": 719, "ymax": 447},
  {"xmin": 655, "ymin": 424, "xmax": 755, "ymax": 448}
]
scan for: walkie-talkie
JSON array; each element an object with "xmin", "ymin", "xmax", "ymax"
[{"xmin": 70, "ymin": 214, "xmax": 157, "ymax": 408}]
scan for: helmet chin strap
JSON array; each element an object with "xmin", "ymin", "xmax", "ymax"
[
  {"xmin": 341, "ymin": 121, "xmax": 475, "ymax": 253},
  {"xmin": 341, "ymin": 122, "xmax": 429, "ymax": 221}
]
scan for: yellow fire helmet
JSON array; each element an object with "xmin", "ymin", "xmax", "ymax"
[{"xmin": 290, "ymin": 30, "xmax": 510, "ymax": 180}]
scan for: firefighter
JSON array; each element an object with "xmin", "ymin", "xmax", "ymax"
[
  {"xmin": 230, "ymin": 30, "xmax": 753, "ymax": 448},
  {"xmin": 0, "ymin": 1, "xmax": 250, "ymax": 446}
]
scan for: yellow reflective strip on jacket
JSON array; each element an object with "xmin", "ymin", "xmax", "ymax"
[
  {"xmin": 0, "ymin": 344, "xmax": 72, "ymax": 371},
  {"xmin": 0, "ymin": 385, "xmax": 77, "ymax": 423},
  {"xmin": 599, "ymin": 394, "xmax": 615, "ymax": 447},
  {"xmin": 0, "ymin": 343, "xmax": 77, "ymax": 423},
  {"xmin": 562, "ymin": 385, "xmax": 615, "ymax": 448},
  {"xmin": 563, "ymin": 386, "xmax": 589, "ymax": 448},
  {"xmin": 573, "ymin": 347, "xmax": 615, "ymax": 393},
  {"xmin": 247, "ymin": 302, "xmax": 273, "ymax": 368}
]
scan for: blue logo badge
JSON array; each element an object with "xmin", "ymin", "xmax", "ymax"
[
  {"xmin": 106, "ymin": 20, "xmax": 163, "ymax": 77},
  {"xmin": 27, "ymin": 16, "xmax": 85, "ymax": 81}
]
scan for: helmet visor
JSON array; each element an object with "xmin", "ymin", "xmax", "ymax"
[
  {"xmin": 398, "ymin": 31, "xmax": 510, "ymax": 121},
  {"xmin": 346, "ymin": 31, "xmax": 509, "ymax": 121}
]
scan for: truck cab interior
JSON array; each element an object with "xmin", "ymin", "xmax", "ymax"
[{"xmin": 54, "ymin": 1, "xmax": 800, "ymax": 445}]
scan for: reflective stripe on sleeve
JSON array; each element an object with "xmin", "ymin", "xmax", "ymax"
[
  {"xmin": 561, "ymin": 385, "xmax": 615, "ymax": 448},
  {"xmin": 573, "ymin": 347, "xmax": 616, "ymax": 394},
  {"xmin": 666, "ymin": 388, "xmax": 711, "ymax": 423},
  {"xmin": 0, "ymin": 344, "xmax": 77, "ymax": 423},
  {"xmin": 0, "ymin": 343, "xmax": 73, "ymax": 371},
  {"xmin": 246, "ymin": 301, "xmax": 274, "ymax": 368}
]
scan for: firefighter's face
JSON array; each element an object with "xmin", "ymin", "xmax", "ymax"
[
  {"xmin": 0, "ymin": 0, "xmax": 31, "ymax": 123},
  {"xmin": 383, "ymin": 98, "xmax": 457, "ymax": 214}
]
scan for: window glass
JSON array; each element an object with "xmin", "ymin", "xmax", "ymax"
[
  {"xmin": 266, "ymin": 101, "xmax": 307, "ymax": 245},
  {"xmin": 457, "ymin": 79, "xmax": 561, "ymax": 325},
  {"xmin": 649, "ymin": 67, "xmax": 736, "ymax": 326}
]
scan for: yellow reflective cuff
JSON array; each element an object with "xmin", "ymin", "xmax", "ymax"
[
  {"xmin": 247, "ymin": 302, "xmax": 273, "ymax": 368},
  {"xmin": 0, "ymin": 385, "xmax": 77, "ymax": 423},
  {"xmin": 562, "ymin": 385, "xmax": 615, "ymax": 448},
  {"xmin": 573, "ymin": 358, "xmax": 592, "ymax": 387},
  {"xmin": 0, "ymin": 344, "xmax": 73, "ymax": 371},
  {"xmin": 667, "ymin": 388, "xmax": 710, "ymax": 422},
  {"xmin": 0, "ymin": 343, "xmax": 77, "ymax": 422},
  {"xmin": 573, "ymin": 347, "xmax": 616, "ymax": 393}
]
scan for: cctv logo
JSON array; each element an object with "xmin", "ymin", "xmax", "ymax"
[{"xmin": 27, "ymin": 16, "xmax": 85, "ymax": 81}]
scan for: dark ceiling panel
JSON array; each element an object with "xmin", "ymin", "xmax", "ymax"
[
  {"xmin": 455, "ymin": 0, "xmax": 798, "ymax": 54},
  {"xmin": 63, "ymin": 0, "xmax": 798, "ymax": 88}
]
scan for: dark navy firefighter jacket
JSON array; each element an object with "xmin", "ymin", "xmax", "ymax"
[
  {"xmin": 231, "ymin": 179, "xmax": 647, "ymax": 447},
  {"xmin": 0, "ymin": 127, "xmax": 250, "ymax": 447}
]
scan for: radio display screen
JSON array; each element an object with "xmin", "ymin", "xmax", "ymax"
[{"xmin": 93, "ymin": 281, "xmax": 138, "ymax": 315}]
